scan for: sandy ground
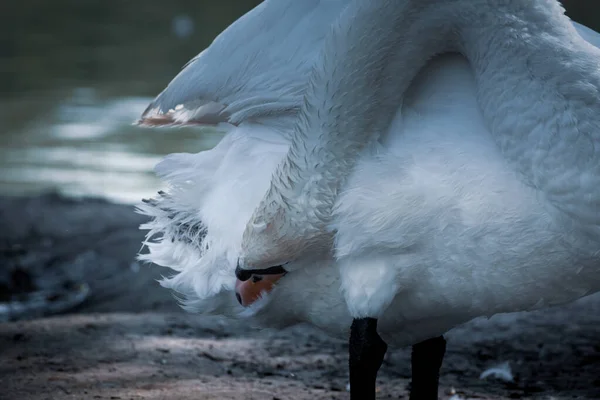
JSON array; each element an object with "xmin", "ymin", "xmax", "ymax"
[{"xmin": 1, "ymin": 194, "xmax": 599, "ymax": 400}]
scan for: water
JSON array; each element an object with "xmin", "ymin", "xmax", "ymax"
[
  {"xmin": 0, "ymin": 0, "xmax": 260, "ymax": 204},
  {"xmin": 1, "ymin": 1, "xmax": 598, "ymax": 204},
  {"xmin": 0, "ymin": 89, "xmax": 224, "ymax": 203}
]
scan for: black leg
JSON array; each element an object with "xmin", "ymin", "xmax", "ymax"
[
  {"xmin": 409, "ymin": 335, "xmax": 446, "ymax": 400},
  {"xmin": 349, "ymin": 318, "xmax": 388, "ymax": 400}
]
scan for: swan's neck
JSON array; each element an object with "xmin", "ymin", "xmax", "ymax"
[{"xmin": 242, "ymin": 1, "xmax": 417, "ymax": 266}]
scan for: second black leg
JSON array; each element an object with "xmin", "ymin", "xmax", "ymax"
[{"xmin": 409, "ymin": 335, "xmax": 446, "ymax": 400}]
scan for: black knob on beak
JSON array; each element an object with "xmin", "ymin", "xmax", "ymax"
[{"xmin": 235, "ymin": 259, "xmax": 287, "ymax": 281}]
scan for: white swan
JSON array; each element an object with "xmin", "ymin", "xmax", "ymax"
[{"xmin": 137, "ymin": 1, "xmax": 600, "ymax": 399}]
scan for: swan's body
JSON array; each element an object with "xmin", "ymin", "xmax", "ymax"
[
  {"xmin": 223, "ymin": 0, "xmax": 600, "ymax": 322},
  {"xmin": 139, "ymin": 6, "xmax": 600, "ymax": 346},
  {"xmin": 141, "ymin": 0, "xmax": 600, "ymax": 399}
]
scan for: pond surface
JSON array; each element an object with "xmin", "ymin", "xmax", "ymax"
[
  {"xmin": 0, "ymin": 0, "xmax": 259, "ymax": 203},
  {"xmin": 0, "ymin": 90, "xmax": 226, "ymax": 203},
  {"xmin": 0, "ymin": 1, "xmax": 598, "ymax": 204}
]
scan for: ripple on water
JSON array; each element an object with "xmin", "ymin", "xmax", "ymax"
[{"xmin": 0, "ymin": 90, "xmax": 225, "ymax": 204}]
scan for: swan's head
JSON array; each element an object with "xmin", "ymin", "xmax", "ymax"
[{"xmin": 236, "ymin": 195, "xmax": 334, "ymax": 280}]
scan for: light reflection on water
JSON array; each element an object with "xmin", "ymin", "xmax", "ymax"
[{"xmin": 0, "ymin": 88, "xmax": 224, "ymax": 203}]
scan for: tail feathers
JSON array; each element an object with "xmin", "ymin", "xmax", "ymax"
[
  {"xmin": 136, "ymin": 127, "xmax": 289, "ymax": 318},
  {"xmin": 152, "ymin": 147, "xmax": 229, "ymax": 212},
  {"xmin": 138, "ymin": 191, "xmax": 207, "ymax": 248},
  {"xmin": 137, "ymin": 190, "xmax": 279, "ymax": 320},
  {"xmin": 137, "ymin": 189, "xmax": 241, "ymax": 315}
]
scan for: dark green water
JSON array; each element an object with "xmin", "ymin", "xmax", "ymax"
[
  {"xmin": 0, "ymin": 0, "xmax": 259, "ymax": 203},
  {"xmin": 0, "ymin": 1, "xmax": 597, "ymax": 203}
]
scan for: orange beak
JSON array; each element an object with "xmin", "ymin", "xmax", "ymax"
[{"xmin": 235, "ymin": 274, "xmax": 284, "ymax": 307}]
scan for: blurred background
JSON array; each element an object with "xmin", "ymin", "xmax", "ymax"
[{"xmin": 0, "ymin": 0, "xmax": 598, "ymax": 204}]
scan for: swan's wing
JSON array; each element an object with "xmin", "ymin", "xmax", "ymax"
[{"xmin": 139, "ymin": 0, "xmax": 348, "ymax": 127}]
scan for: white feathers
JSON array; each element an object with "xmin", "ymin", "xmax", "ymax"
[
  {"xmin": 251, "ymin": 222, "xmax": 268, "ymax": 233},
  {"xmin": 479, "ymin": 362, "xmax": 515, "ymax": 383},
  {"xmin": 138, "ymin": 123, "xmax": 290, "ymax": 315},
  {"xmin": 338, "ymin": 255, "xmax": 401, "ymax": 318}
]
